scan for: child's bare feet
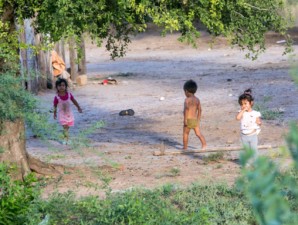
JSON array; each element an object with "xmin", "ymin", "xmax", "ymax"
[{"xmin": 201, "ymin": 145, "xmax": 207, "ymax": 151}]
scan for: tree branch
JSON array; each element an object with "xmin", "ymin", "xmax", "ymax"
[
  {"xmin": 233, "ymin": 11, "xmax": 245, "ymax": 18},
  {"xmin": 244, "ymin": 3, "xmax": 269, "ymax": 11}
]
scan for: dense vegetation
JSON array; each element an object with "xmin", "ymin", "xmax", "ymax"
[{"xmin": 1, "ymin": 160, "xmax": 298, "ymax": 225}]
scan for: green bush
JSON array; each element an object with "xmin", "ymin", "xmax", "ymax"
[
  {"xmin": 237, "ymin": 124, "xmax": 298, "ymax": 225},
  {"xmin": 1, "ymin": 165, "xmax": 297, "ymax": 225},
  {"xmin": 0, "ymin": 164, "xmax": 40, "ymax": 225},
  {"xmin": 21, "ymin": 184, "xmax": 254, "ymax": 225},
  {"xmin": 26, "ymin": 188, "xmax": 212, "ymax": 225}
]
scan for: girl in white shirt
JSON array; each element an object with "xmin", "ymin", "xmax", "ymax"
[{"xmin": 236, "ymin": 89, "xmax": 262, "ymax": 159}]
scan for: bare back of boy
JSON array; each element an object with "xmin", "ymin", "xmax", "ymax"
[{"xmin": 184, "ymin": 96, "xmax": 200, "ymax": 125}]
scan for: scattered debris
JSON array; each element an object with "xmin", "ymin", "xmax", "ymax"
[{"xmin": 101, "ymin": 78, "xmax": 118, "ymax": 85}]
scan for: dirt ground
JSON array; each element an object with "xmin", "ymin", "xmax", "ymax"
[{"xmin": 27, "ymin": 29, "xmax": 298, "ymax": 198}]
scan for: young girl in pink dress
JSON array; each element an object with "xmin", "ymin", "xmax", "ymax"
[{"xmin": 53, "ymin": 78, "xmax": 82, "ymax": 144}]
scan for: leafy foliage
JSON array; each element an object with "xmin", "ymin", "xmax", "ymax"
[
  {"xmin": 0, "ymin": 71, "xmax": 60, "ymax": 142},
  {"xmin": 238, "ymin": 150, "xmax": 292, "ymax": 225},
  {"xmin": 0, "ymin": 72, "xmax": 36, "ymax": 122},
  {"xmin": 287, "ymin": 124, "xmax": 298, "ymax": 170},
  {"xmin": 0, "ymin": 19, "xmax": 19, "ymax": 71},
  {"xmin": 237, "ymin": 129, "xmax": 298, "ymax": 225},
  {"xmin": 20, "ymin": 184, "xmax": 255, "ymax": 225},
  {"xmin": 0, "ymin": 164, "xmax": 40, "ymax": 225},
  {"xmin": 1, "ymin": 158, "xmax": 298, "ymax": 225},
  {"xmin": 2, "ymin": 0, "xmax": 292, "ymax": 60}
]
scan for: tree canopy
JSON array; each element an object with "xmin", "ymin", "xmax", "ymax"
[{"xmin": 1, "ymin": 0, "xmax": 293, "ymax": 60}]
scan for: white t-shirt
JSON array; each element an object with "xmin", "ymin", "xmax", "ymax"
[{"xmin": 240, "ymin": 110, "xmax": 261, "ymax": 135}]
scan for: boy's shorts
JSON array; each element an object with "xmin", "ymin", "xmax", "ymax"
[{"xmin": 187, "ymin": 118, "xmax": 198, "ymax": 129}]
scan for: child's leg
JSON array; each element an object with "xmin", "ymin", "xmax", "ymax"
[
  {"xmin": 62, "ymin": 125, "xmax": 69, "ymax": 141},
  {"xmin": 183, "ymin": 126, "xmax": 190, "ymax": 150},
  {"xmin": 250, "ymin": 134, "xmax": 258, "ymax": 160},
  {"xmin": 241, "ymin": 134, "xmax": 258, "ymax": 165},
  {"xmin": 194, "ymin": 127, "xmax": 207, "ymax": 149}
]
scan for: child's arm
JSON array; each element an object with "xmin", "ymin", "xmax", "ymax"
[
  {"xmin": 236, "ymin": 109, "xmax": 246, "ymax": 120},
  {"xmin": 197, "ymin": 100, "xmax": 202, "ymax": 122},
  {"xmin": 53, "ymin": 97, "xmax": 58, "ymax": 119},
  {"xmin": 256, "ymin": 117, "xmax": 262, "ymax": 126},
  {"xmin": 183, "ymin": 100, "xmax": 188, "ymax": 127},
  {"xmin": 71, "ymin": 98, "xmax": 82, "ymax": 113},
  {"xmin": 236, "ymin": 105, "xmax": 248, "ymax": 120},
  {"xmin": 53, "ymin": 106, "xmax": 57, "ymax": 119}
]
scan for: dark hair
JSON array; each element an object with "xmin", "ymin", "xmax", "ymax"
[
  {"xmin": 183, "ymin": 79, "xmax": 197, "ymax": 94},
  {"xmin": 238, "ymin": 88, "xmax": 254, "ymax": 105},
  {"xmin": 55, "ymin": 78, "xmax": 68, "ymax": 91}
]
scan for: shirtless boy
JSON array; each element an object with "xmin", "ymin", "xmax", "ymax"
[{"xmin": 183, "ymin": 80, "xmax": 207, "ymax": 150}]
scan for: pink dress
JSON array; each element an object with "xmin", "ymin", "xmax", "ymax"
[{"xmin": 55, "ymin": 92, "xmax": 74, "ymax": 126}]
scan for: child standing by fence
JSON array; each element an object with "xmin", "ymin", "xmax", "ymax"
[{"xmin": 53, "ymin": 78, "xmax": 82, "ymax": 144}]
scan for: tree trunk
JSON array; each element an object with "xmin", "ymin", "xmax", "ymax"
[
  {"xmin": 24, "ymin": 19, "xmax": 39, "ymax": 93},
  {"xmin": 35, "ymin": 34, "xmax": 49, "ymax": 90},
  {"xmin": 54, "ymin": 40, "xmax": 65, "ymax": 62},
  {"xmin": 69, "ymin": 36, "xmax": 78, "ymax": 81},
  {"xmin": 0, "ymin": 120, "xmax": 64, "ymax": 180},
  {"xmin": 18, "ymin": 25, "xmax": 27, "ymax": 88},
  {"xmin": 78, "ymin": 35, "xmax": 87, "ymax": 75},
  {"xmin": 0, "ymin": 119, "xmax": 30, "ymax": 179}
]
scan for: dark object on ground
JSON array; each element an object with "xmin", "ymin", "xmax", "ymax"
[{"xmin": 119, "ymin": 109, "xmax": 135, "ymax": 116}]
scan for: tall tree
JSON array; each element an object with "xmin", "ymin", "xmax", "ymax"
[{"xmin": 0, "ymin": 0, "xmax": 293, "ymax": 178}]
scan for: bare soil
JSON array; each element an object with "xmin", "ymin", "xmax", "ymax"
[{"xmin": 27, "ymin": 29, "xmax": 298, "ymax": 198}]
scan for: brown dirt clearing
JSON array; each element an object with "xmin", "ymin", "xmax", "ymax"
[{"xmin": 27, "ymin": 30, "xmax": 298, "ymax": 198}]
